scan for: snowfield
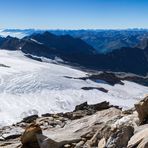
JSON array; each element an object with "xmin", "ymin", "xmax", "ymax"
[{"xmin": 0, "ymin": 49, "xmax": 148, "ymax": 126}]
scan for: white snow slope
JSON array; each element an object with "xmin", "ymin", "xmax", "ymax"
[{"xmin": 0, "ymin": 50, "xmax": 148, "ymax": 126}]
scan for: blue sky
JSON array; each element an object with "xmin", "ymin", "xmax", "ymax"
[{"xmin": 0, "ymin": 0, "xmax": 148, "ymax": 29}]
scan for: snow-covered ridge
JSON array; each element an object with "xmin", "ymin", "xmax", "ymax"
[
  {"xmin": 0, "ymin": 29, "xmax": 37, "ymax": 38},
  {"xmin": 0, "ymin": 49, "xmax": 148, "ymax": 126}
]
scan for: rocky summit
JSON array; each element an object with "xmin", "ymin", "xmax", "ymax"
[{"xmin": 0, "ymin": 96, "xmax": 148, "ymax": 148}]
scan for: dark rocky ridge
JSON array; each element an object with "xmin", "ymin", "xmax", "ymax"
[{"xmin": 65, "ymin": 71, "xmax": 148, "ymax": 86}]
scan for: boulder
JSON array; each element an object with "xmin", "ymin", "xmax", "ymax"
[
  {"xmin": 135, "ymin": 96, "xmax": 148, "ymax": 124},
  {"xmin": 21, "ymin": 123, "xmax": 42, "ymax": 148},
  {"xmin": 98, "ymin": 138, "xmax": 106, "ymax": 148},
  {"xmin": 128, "ymin": 127, "xmax": 148, "ymax": 148},
  {"xmin": 106, "ymin": 126, "xmax": 134, "ymax": 148},
  {"xmin": 36, "ymin": 134, "xmax": 61, "ymax": 148}
]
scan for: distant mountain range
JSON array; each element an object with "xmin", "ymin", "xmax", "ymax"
[
  {"xmin": 1, "ymin": 29, "xmax": 148, "ymax": 53},
  {"xmin": 0, "ymin": 30, "xmax": 148, "ymax": 75}
]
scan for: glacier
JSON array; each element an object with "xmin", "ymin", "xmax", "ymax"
[{"xmin": 0, "ymin": 49, "xmax": 148, "ymax": 126}]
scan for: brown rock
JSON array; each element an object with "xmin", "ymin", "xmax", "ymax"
[
  {"xmin": 135, "ymin": 96, "xmax": 148, "ymax": 124},
  {"xmin": 21, "ymin": 123, "xmax": 42, "ymax": 148}
]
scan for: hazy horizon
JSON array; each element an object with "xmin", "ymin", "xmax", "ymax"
[{"xmin": 1, "ymin": 28, "xmax": 148, "ymax": 30}]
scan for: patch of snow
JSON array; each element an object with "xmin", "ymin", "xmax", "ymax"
[{"xmin": 30, "ymin": 38, "xmax": 43, "ymax": 44}]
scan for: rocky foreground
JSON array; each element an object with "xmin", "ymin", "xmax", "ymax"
[{"xmin": 0, "ymin": 97, "xmax": 148, "ymax": 148}]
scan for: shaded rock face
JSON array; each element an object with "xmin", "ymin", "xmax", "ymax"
[
  {"xmin": 27, "ymin": 31, "xmax": 96, "ymax": 55},
  {"xmin": 135, "ymin": 96, "xmax": 148, "ymax": 124}
]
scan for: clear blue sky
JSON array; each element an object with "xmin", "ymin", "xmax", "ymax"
[{"xmin": 0, "ymin": 0, "xmax": 148, "ymax": 29}]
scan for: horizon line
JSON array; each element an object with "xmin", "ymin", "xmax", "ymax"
[{"xmin": 1, "ymin": 28, "xmax": 148, "ymax": 31}]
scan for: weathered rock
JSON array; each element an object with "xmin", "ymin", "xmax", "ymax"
[
  {"xmin": 134, "ymin": 124, "xmax": 148, "ymax": 134},
  {"xmin": 75, "ymin": 140, "xmax": 85, "ymax": 148},
  {"xmin": 0, "ymin": 139, "xmax": 21, "ymax": 148},
  {"xmin": 98, "ymin": 138, "xmax": 106, "ymax": 148},
  {"xmin": 0, "ymin": 103, "xmax": 126, "ymax": 148},
  {"xmin": 112, "ymin": 112, "xmax": 139, "ymax": 129},
  {"xmin": 36, "ymin": 134, "xmax": 61, "ymax": 148},
  {"xmin": 21, "ymin": 123, "xmax": 42, "ymax": 148},
  {"xmin": 1, "ymin": 126, "xmax": 24, "ymax": 141},
  {"xmin": 43, "ymin": 108, "xmax": 122, "ymax": 146},
  {"xmin": 137, "ymin": 137, "xmax": 148, "ymax": 148},
  {"xmin": 87, "ymin": 130, "xmax": 100, "ymax": 146},
  {"xmin": 128, "ymin": 127, "xmax": 148, "ymax": 148},
  {"xmin": 135, "ymin": 96, "xmax": 148, "ymax": 124},
  {"xmin": 106, "ymin": 126, "xmax": 134, "ymax": 148}
]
